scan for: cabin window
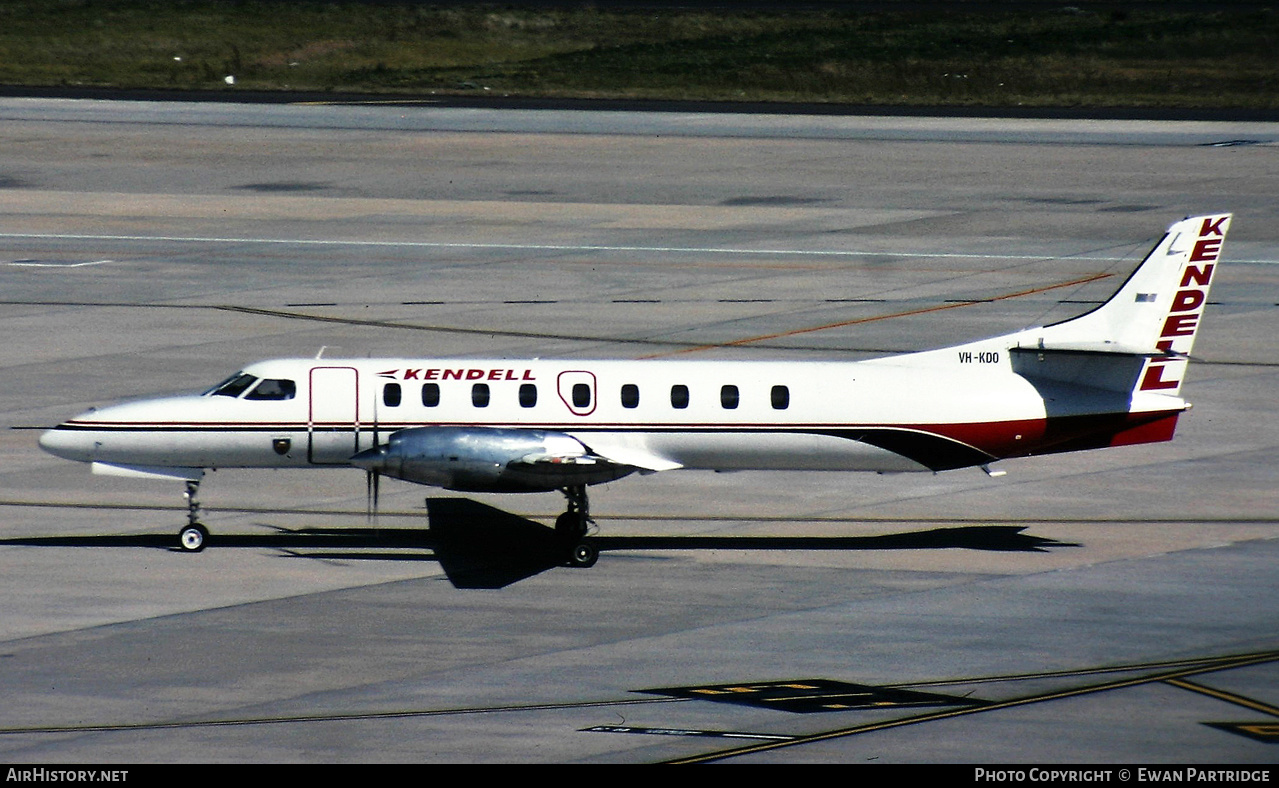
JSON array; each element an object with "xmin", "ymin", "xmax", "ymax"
[
  {"xmin": 572, "ymin": 383, "xmax": 592, "ymax": 409},
  {"xmin": 472, "ymin": 383, "xmax": 490, "ymax": 408},
  {"xmin": 620, "ymin": 384, "xmax": 640, "ymax": 409},
  {"xmin": 720, "ymin": 384, "xmax": 739, "ymax": 409},
  {"xmin": 207, "ymin": 373, "xmax": 257, "ymax": 398},
  {"xmin": 382, "ymin": 383, "xmax": 402, "ymax": 407},
  {"xmin": 421, "ymin": 383, "xmax": 440, "ymax": 407},
  {"xmin": 670, "ymin": 384, "xmax": 689, "ymax": 409},
  {"xmin": 771, "ymin": 385, "xmax": 790, "ymax": 410},
  {"xmin": 519, "ymin": 383, "xmax": 538, "ymax": 408},
  {"xmin": 245, "ymin": 378, "xmax": 296, "ymax": 401}
]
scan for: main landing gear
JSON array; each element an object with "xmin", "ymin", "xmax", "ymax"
[
  {"xmin": 177, "ymin": 479, "xmax": 209, "ymax": 553},
  {"xmin": 556, "ymin": 484, "xmax": 598, "ymax": 568},
  {"xmin": 170, "ymin": 477, "xmax": 599, "ymax": 564}
]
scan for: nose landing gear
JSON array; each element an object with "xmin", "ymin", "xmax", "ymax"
[{"xmin": 177, "ymin": 479, "xmax": 208, "ymax": 552}]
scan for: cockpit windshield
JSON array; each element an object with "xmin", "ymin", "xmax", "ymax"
[
  {"xmin": 205, "ymin": 373, "xmax": 257, "ymax": 397},
  {"xmin": 245, "ymin": 378, "xmax": 296, "ymax": 400},
  {"xmin": 203, "ymin": 373, "xmax": 297, "ymax": 400}
]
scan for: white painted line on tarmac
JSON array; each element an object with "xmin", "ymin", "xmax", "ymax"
[
  {"xmin": 0, "ymin": 231, "xmax": 1124, "ymax": 262},
  {"xmin": 6, "ymin": 258, "xmax": 113, "ymax": 268},
  {"xmin": 3, "ymin": 231, "xmax": 1275, "ymax": 265}
]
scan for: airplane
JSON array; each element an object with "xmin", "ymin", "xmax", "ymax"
[{"xmin": 39, "ymin": 213, "xmax": 1231, "ymax": 567}]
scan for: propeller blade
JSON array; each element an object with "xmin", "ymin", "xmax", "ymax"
[
  {"xmin": 365, "ymin": 468, "xmax": 382, "ymax": 521},
  {"xmin": 367, "ymin": 399, "xmax": 380, "ymax": 519}
]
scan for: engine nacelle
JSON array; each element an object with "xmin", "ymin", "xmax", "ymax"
[{"xmin": 349, "ymin": 426, "xmax": 634, "ymax": 492}]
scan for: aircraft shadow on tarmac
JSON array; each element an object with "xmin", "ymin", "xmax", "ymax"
[{"xmin": 2, "ymin": 498, "xmax": 1077, "ymax": 589}]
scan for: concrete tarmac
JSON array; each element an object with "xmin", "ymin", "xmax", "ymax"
[{"xmin": 0, "ymin": 99, "xmax": 1277, "ymax": 763}]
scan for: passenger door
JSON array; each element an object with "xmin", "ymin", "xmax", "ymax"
[{"xmin": 308, "ymin": 366, "xmax": 359, "ymax": 464}]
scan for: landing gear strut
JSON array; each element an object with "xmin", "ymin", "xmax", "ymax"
[
  {"xmin": 177, "ymin": 479, "xmax": 209, "ymax": 552},
  {"xmin": 556, "ymin": 484, "xmax": 598, "ymax": 568}
]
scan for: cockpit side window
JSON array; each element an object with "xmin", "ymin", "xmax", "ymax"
[
  {"xmin": 245, "ymin": 378, "xmax": 297, "ymax": 401},
  {"xmin": 206, "ymin": 373, "xmax": 258, "ymax": 398}
]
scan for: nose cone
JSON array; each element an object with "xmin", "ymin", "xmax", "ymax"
[
  {"xmin": 39, "ymin": 422, "xmax": 96, "ymax": 462},
  {"xmin": 350, "ymin": 444, "xmax": 391, "ymax": 472}
]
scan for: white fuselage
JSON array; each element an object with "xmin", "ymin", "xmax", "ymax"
[{"xmin": 38, "ymin": 340, "xmax": 1186, "ymax": 480}]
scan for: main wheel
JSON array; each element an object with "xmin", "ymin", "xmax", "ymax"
[
  {"xmin": 566, "ymin": 541, "xmax": 598, "ymax": 568},
  {"xmin": 178, "ymin": 523, "xmax": 209, "ymax": 553}
]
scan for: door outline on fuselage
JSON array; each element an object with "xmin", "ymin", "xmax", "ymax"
[{"xmin": 308, "ymin": 366, "xmax": 359, "ymax": 464}]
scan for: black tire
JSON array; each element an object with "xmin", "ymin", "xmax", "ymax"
[
  {"xmin": 555, "ymin": 510, "xmax": 587, "ymax": 540},
  {"xmin": 178, "ymin": 524, "xmax": 209, "ymax": 553}
]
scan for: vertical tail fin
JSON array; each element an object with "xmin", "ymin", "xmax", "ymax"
[{"xmin": 1031, "ymin": 213, "xmax": 1230, "ymax": 396}]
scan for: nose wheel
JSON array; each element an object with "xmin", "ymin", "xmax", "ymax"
[
  {"xmin": 178, "ymin": 523, "xmax": 209, "ymax": 552},
  {"xmin": 177, "ymin": 479, "xmax": 209, "ymax": 552},
  {"xmin": 557, "ymin": 485, "xmax": 598, "ymax": 568}
]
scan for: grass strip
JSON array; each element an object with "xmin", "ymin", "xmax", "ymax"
[{"xmin": 0, "ymin": 1, "xmax": 1275, "ymax": 109}]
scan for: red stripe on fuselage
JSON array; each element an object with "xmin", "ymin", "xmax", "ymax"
[
  {"xmin": 59, "ymin": 409, "xmax": 1182, "ymax": 461},
  {"xmin": 921, "ymin": 409, "xmax": 1181, "ymax": 459}
]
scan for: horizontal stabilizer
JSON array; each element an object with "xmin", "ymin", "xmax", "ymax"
[
  {"xmin": 1014, "ymin": 341, "xmax": 1181, "ymax": 357},
  {"xmin": 1010, "ymin": 346, "xmax": 1150, "ymax": 394}
]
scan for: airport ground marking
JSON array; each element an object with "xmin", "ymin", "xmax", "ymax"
[
  {"xmin": 0, "ymin": 697, "xmax": 683, "ymax": 737},
  {"xmin": 0, "ymin": 230, "xmax": 1141, "ymax": 262},
  {"xmin": 902, "ymin": 654, "xmax": 1279, "ymax": 689},
  {"xmin": 4, "ymin": 498, "xmax": 1278, "ymax": 527},
  {"xmin": 664, "ymin": 649, "xmax": 1279, "ymax": 764},
  {"xmin": 1164, "ymin": 677, "xmax": 1279, "ymax": 718},
  {"xmin": 1203, "ymin": 722, "xmax": 1279, "ymax": 743},
  {"xmin": 6, "ymin": 296, "xmax": 1274, "ymax": 366},
  {"xmin": 644, "ymin": 272, "xmax": 1113, "ymax": 357},
  {"xmin": 582, "ymin": 724, "xmax": 795, "ymax": 741},
  {"xmin": 1165, "ymin": 679, "xmax": 1279, "ymax": 745},
  {"xmin": 4, "ymin": 230, "xmax": 1277, "ymax": 265},
  {"xmin": 638, "ymin": 679, "xmax": 987, "ymax": 714},
  {"xmin": 6, "ymin": 259, "xmax": 112, "ymax": 268},
  {"xmin": 0, "ymin": 294, "xmax": 1120, "ymax": 357},
  {"xmin": 0, "ymin": 634, "xmax": 1271, "ymax": 751}
]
